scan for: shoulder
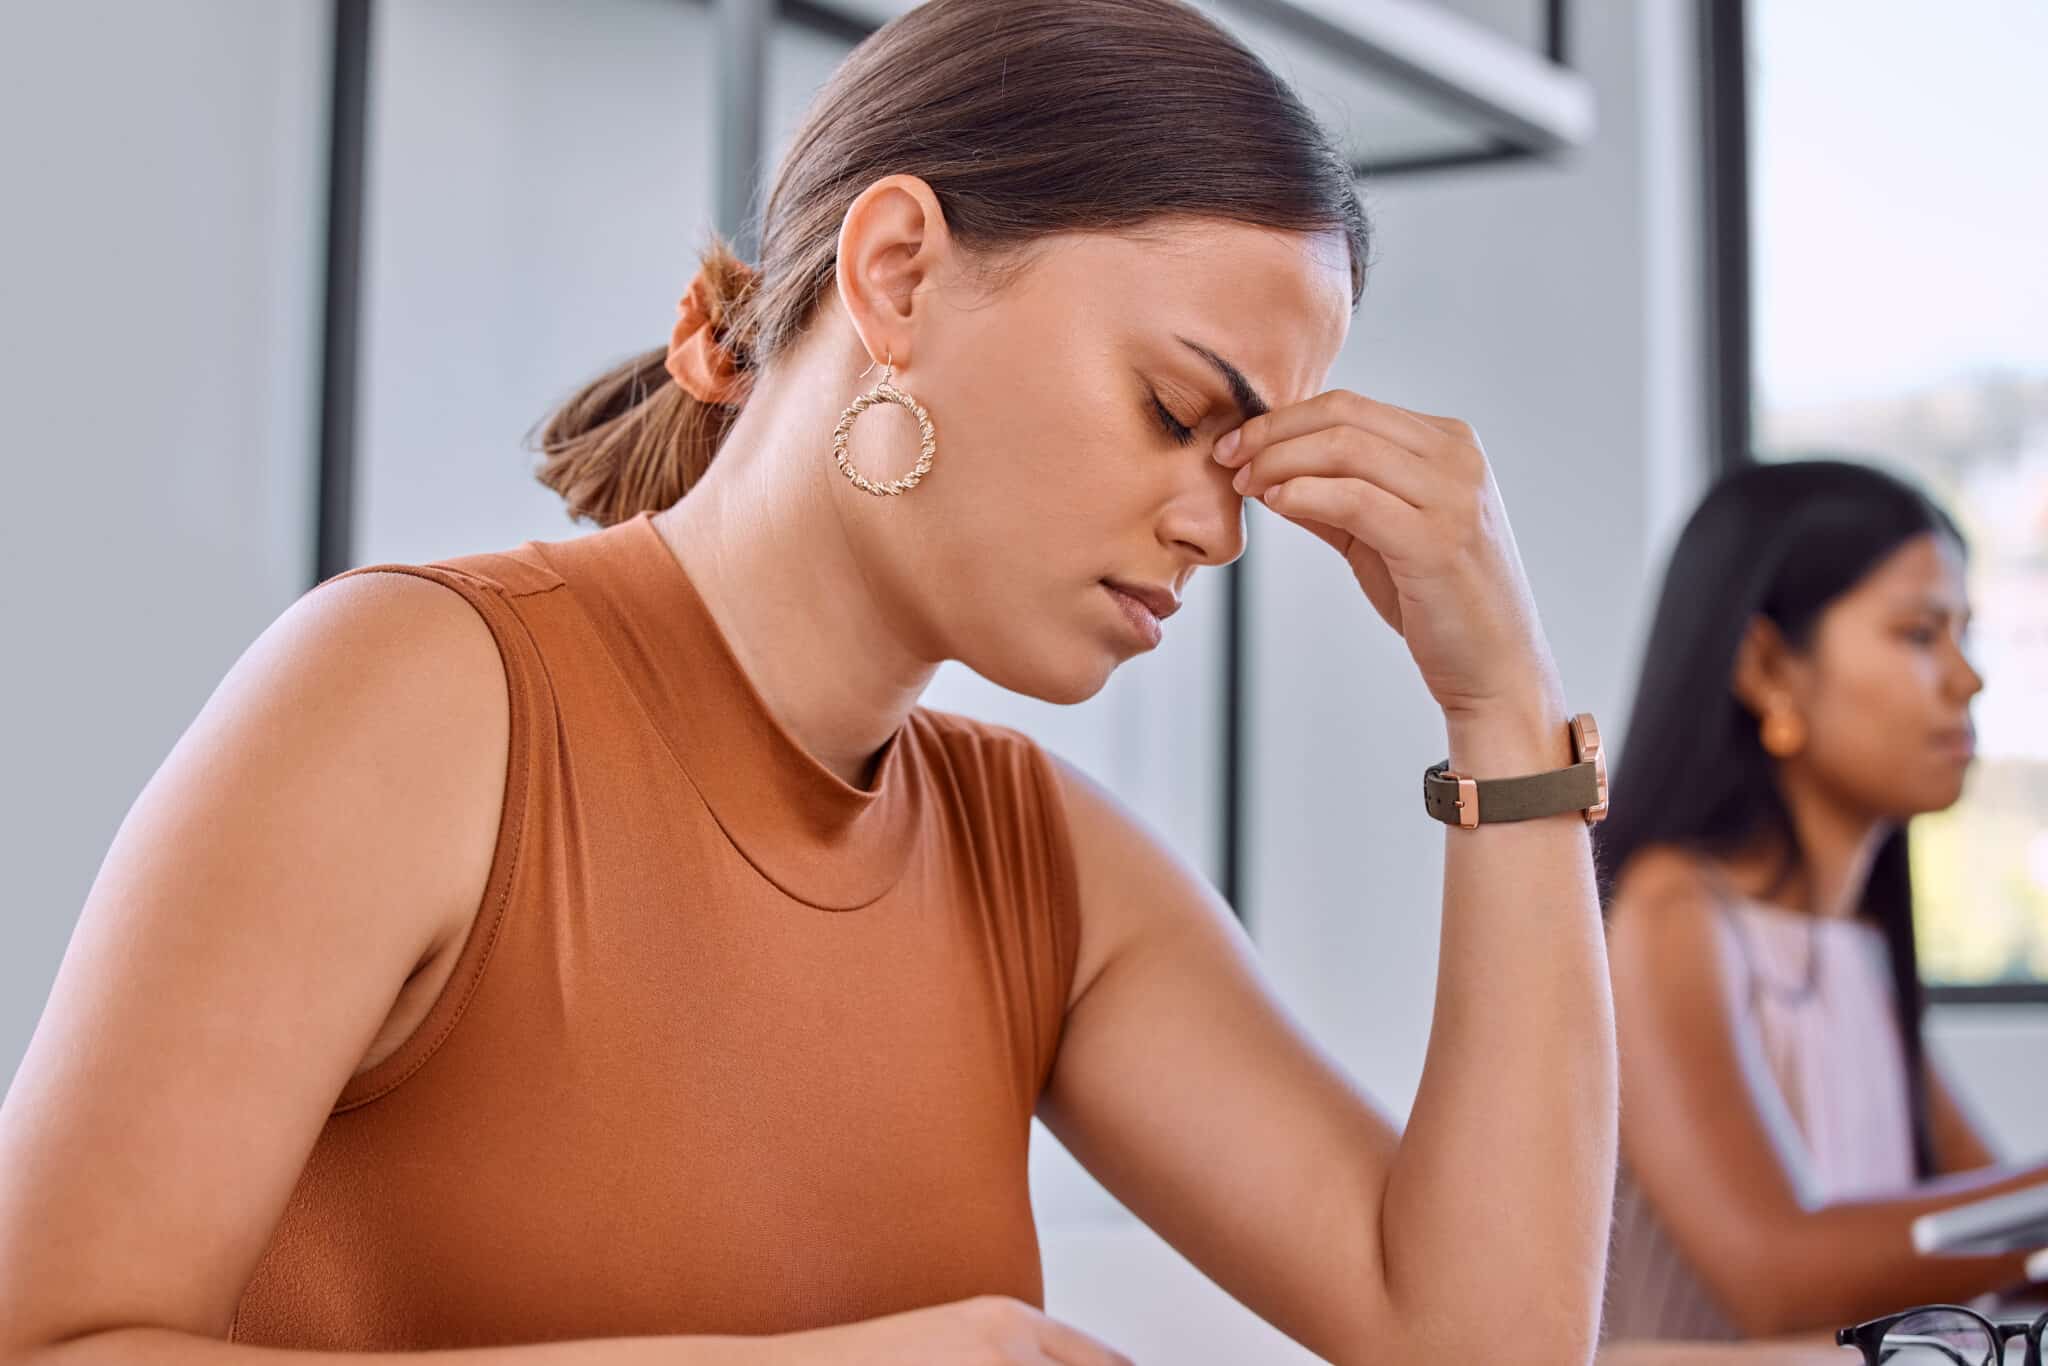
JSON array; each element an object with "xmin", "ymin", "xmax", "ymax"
[
  {"xmin": 126, "ymin": 568, "xmax": 517, "ymax": 1001},
  {"xmin": 908, "ymin": 707, "xmax": 1089, "ymax": 811},
  {"xmin": 292, "ymin": 573, "xmax": 524, "ymax": 958},
  {"xmin": 1030, "ymin": 741, "xmax": 1230, "ymax": 1012},
  {"xmin": 293, "ymin": 568, "xmax": 515, "ymax": 722},
  {"xmin": 908, "ymin": 709, "xmax": 1142, "ymax": 851},
  {"xmin": 908, "ymin": 710, "xmax": 1220, "ymax": 1010},
  {"xmin": 1606, "ymin": 843, "xmax": 1739, "ymax": 993},
  {"xmin": 278, "ymin": 571, "xmax": 518, "ymax": 851}
]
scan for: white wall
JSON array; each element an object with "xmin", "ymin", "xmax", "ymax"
[
  {"xmin": 1, "ymin": 0, "xmax": 327, "ymax": 1078},
  {"xmin": 354, "ymin": 0, "xmax": 715, "ymax": 566}
]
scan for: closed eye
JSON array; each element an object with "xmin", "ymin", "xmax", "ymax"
[{"xmin": 1151, "ymin": 394, "xmax": 1198, "ymax": 446}]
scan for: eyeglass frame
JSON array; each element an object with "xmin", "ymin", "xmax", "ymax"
[{"xmin": 1837, "ymin": 1302, "xmax": 2048, "ymax": 1365}]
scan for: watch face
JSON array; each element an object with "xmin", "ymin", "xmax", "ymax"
[{"xmin": 1573, "ymin": 713, "xmax": 1610, "ymax": 823}]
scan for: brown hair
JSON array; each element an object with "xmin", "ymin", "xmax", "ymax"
[{"xmin": 532, "ymin": 0, "xmax": 1373, "ymax": 527}]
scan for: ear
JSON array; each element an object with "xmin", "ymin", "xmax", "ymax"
[
  {"xmin": 1730, "ymin": 614, "xmax": 1800, "ymax": 715},
  {"xmin": 832, "ymin": 173, "xmax": 952, "ymax": 379}
]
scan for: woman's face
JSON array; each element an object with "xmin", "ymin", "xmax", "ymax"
[
  {"xmin": 1771, "ymin": 530, "xmax": 1985, "ymax": 819},
  {"xmin": 840, "ymin": 210, "xmax": 1353, "ymax": 704}
]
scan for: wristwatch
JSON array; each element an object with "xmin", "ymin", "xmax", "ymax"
[{"xmin": 1422, "ymin": 712, "xmax": 1609, "ymax": 828}]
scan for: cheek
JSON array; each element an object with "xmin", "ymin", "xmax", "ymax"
[
  {"xmin": 978, "ymin": 406, "xmax": 1151, "ymax": 537},
  {"xmin": 1804, "ymin": 651, "xmax": 1951, "ymax": 794}
]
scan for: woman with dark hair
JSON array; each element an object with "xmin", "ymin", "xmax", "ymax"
[
  {"xmin": 1599, "ymin": 458, "xmax": 2048, "ymax": 1342},
  {"xmin": 0, "ymin": 2, "xmax": 1620, "ymax": 1363}
]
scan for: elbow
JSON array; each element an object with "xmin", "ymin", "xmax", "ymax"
[
  {"xmin": 1699, "ymin": 1232, "xmax": 1815, "ymax": 1340},
  {"xmin": 1723, "ymin": 1292, "xmax": 1805, "ymax": 1342}
]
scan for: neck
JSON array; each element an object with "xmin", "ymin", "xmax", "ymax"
[
  {"xmin": 649, "ymin": 367, "xmax": 940, "ymax": 793},
  {"xmin": 1724, "ymin": 762, "xmax": 1895, "ymax": 919}
]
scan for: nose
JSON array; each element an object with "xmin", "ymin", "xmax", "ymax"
[
  {"xmin": 1164, "ymin": 457, "xmax": 1249, "ymax": 569},
  {"xmin": 1948, "ymin": 636, "xmax": 1985, "ymax": 700},
  {"xmin": 1958, "ymin": 652, "xmax": 1986, "ymax": 700}
]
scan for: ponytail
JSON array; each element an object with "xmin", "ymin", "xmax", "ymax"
[{"xmin": 530, "ymin": 233, "xmax": 757, "ymax": 527}]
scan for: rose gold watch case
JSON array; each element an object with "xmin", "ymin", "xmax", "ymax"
[{"xmin": 1571, "ymin": 712, "xmax": 1609, "ymax": 824}]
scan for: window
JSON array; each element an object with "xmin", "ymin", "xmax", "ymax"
[{"xmin": 1743, "ymin": 0, "xmax": 2048, "ymax": 993}]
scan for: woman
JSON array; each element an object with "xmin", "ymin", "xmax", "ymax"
[
  {"xmin": 1599, "ymin": 458, "xmax": 2048, "ymax": 1342},
  {"xmin": 0, "ymin": 1, "xmax": 1617, "ymax": 1362}
]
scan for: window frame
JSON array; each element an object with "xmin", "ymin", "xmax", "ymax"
[{"xmin": 1703, "ymin": 0, "xmax": 2048, "ymax": 1007}]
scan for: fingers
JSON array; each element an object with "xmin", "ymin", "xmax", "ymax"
[
  {"xmin": 1226, "ymin": 424, "xmax": 1431, "ymax": 509},
  {"xmin": 1214, "ymin": 389, "xmax": 1466, "ymax": 468},
  {"xmin": 1396, "ymin": 407, "xmax": 1479, "ymax": 443},
  {"xmin": 1035, "ymin": 1310, "xmax": 1136, "ymax": 1365},
  {"xmin": 1260, "ymin": 474, "xmax": 1426, "ymax": 563}
]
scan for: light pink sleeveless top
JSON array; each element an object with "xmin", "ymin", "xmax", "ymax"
[{"xmin": 1603, "ymin": 898, "xmax": 1918, "ymax": 1340}]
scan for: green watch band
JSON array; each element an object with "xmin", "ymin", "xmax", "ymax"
[{"xmin": 1421, "ymin": 712, "xmax": 1610, "ymax": 828}]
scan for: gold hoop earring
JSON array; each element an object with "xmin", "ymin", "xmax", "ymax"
[{"xmin": 832, "ymin": 351, "xmax": 936, "ymax": 497}]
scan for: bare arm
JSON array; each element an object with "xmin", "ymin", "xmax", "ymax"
[
  {"xmin": 1607, "ymin": 852, "xmax": 2048, "ymax": 1339},
  {"xmin": 1033, "ymin": 714, "xmax": 1610, "ymax": 1366},
  {"xmin": 1926, "ymin": 1053, "xmax": 2005, "ymax": 1175},
  {"xmin": 1035, "ymin": 394, "xmax": 1617, "ymax": 1365},
  {"xmin": 1380, "ymin": 701, "xmax": 1616, "ymax": 1358}
]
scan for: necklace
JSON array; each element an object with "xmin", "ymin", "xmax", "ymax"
[
  {"xmin": 1700, "ymin": 857, "xmax": 1825, "ymax": 1007},
  {"xmin": 1719, "ymin": 901, "xmax": 1824, "ymax": 1007}
]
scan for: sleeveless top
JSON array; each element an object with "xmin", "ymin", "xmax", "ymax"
[
  {"xmin": 229, "ymin": 509, "xmax": 1082, "ymax": 1350},
  {"xmin": 1602, "ymin": 896, "xmax": 1918, "ymax": 1340}
]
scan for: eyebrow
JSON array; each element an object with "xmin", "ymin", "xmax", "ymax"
[
  {"xmin": 1175, "ymin": 335, "xmax": 1270, "ymax": 424},
  {"xmin": 1896, "ymin": 597, "xmax": 1973, "ymax": 624}
]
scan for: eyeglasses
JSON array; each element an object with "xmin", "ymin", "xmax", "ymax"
[{"xmin": 1838, "ymin": 1304, "xmax": 2048, "ymax": 1364}]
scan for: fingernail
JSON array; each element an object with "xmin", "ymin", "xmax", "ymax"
[
  {"xmin": 1213, "ymin": 429, "xmax": 1240, "ymax": 463},
  {"xmin": 1232, "ymin": 465, "xmax": 1249, "ymax": 493}
]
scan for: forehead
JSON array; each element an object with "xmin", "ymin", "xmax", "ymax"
[
  {"xmin": 1853, "ymin": 531, "xmax": 1969, "ymax": 606},
  {"xmin": 1018, "ymin": 218, "xmax": 1353, "ymax": 407}
]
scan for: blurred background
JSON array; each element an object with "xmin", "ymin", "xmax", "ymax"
[{"xmin": 3, "ymin": 0, "xmax": 2042, "ymax": 1358}]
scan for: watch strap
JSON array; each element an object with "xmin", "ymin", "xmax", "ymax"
[{"xmin": 1422, "ymin": 758, "xmax": 1602, "ymax": 826}]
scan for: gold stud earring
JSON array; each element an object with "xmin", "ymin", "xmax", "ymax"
[
  {"xmin": 832, "ymin": 350, "xmax": 936, "ymax": 497},
  {"xmin": 1760, "ymin": 701, "xmax": 1806, "ymax": 758}
]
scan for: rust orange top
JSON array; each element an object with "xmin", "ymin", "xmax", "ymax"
[{"xmin": 230, "ymin": 509, "xmax": 1080, "ymax": 1350}]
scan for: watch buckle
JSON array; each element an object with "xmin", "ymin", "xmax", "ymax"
[{"xmin": 1444, "ymin": 771, "xmax": 1480, "ymax": 828}]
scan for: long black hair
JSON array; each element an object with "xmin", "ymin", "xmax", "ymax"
[{"xmin": 1595, "ymin": 458, "xmax": 1967, "ymax": 1181}]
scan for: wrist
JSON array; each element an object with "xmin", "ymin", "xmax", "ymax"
[{"xmin": 1443, "ymin": 696, "xmax": 1574, "ymax": 780}]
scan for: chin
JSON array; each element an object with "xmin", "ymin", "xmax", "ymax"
[
  {"xmin": 963, "ymin": 642, "xmax": 1116, "ymax": 707},
  {"xmin": 1926, "ymin": 777, "xmax": 1971, "ymax": 813},
  {"xmin": 1891, "ymin": 776, "xmax": 1970, "ymax": 818}
]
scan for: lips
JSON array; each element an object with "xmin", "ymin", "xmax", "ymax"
[
  {"xmin": 1931, "ymin": 726, "xmax": 1976, "ymax": 758},
  {"xmin": 1103, "ymin": 582, "xmax": 1164, "ymax": 648},
  {"xmin": 1101, "ymin": 579, "xmax": 1180, "ymax": 620}
]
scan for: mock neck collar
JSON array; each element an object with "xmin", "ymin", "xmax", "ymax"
[{"xmin": 538, "ymin": 510, "xmax": 923, "ymax": 910}]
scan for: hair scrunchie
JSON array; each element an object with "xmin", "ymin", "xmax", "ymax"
[{"xmin": 664, "ymin": 257, "xmax": 758, "ymax": 405}]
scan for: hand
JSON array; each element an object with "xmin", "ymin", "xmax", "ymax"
[
  {"xmin": 1213, "ymin": 391, "xmax": 1563, "ymax": 722},
  {"xmin": 767, "ymin": 1293, "xmax": 1136, "ymax": 1365}
]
